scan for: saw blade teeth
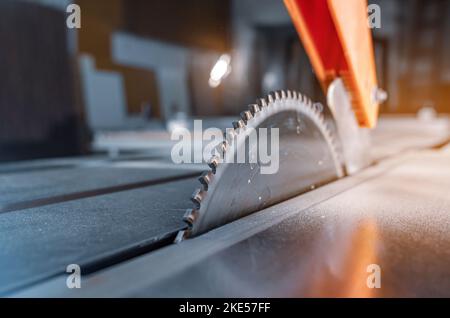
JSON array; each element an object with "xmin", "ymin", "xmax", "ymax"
[
  {"xmin": 302, "ymin": 95, "xmax": 309, "ymax": 105},
  {"xmin": 257, "ymin": 98, "xmax": 268, "ymax": 108},
  {"xmin": 248, "ymin": 104, "xmax": 260, "ymax": 115},
  {"xmin": 232, "ymin": 119, "xmax": 245, "ymax": 130},
  {"xmin": 274, "ymin": 90, "xmax": 282, "ymax": 100},
  {"xmin": 174, "ymin": 229, "xmax": 190, "ymax": 243},
  {"xmin": 314, "ymin": 102, "xmax": 324, "ymax": 113},
  {"xmin": 208, "ymin": 155, "xmax": 220, "ymax": 174},
  {"xmin": 240, "ymin": 110, "xmax": 253, "ymax": 123},
  {"xmin": 183, "ymin": 209, "xmax": 199, "ymax": 226},
  {"xmin": 180, "ymin": 88, "xmax": 345, "ymax": 239},
  {"xmin": 215, "ymin": 140, "xmax": 229, "ymax": 159},
  {"xmin": 286, "ymin": 90, "xmax": 292, "ymax": 99},
  {"xmin": 225, "ymin": 129, "xmax": 237, "ymax": 145},
  {"xmin": 198, "ymin": 171, "xmax": 213, "ymax": 191},
  {"xmin": 222, "ymin": 139, "xmax": 229, "ymax": 150},
  {"xmin": 191, "ymin": 188, "xmax": 206, "ymax": 209},
  {"xmin": 267, "ymin": 92, "xmax": 275, "ymax": 104}
]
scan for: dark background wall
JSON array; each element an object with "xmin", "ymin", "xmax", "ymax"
[
  {"xmin": 123, "ymin": 0, "xmax": 231, "ymax": 52},
  {"xmin": 0, "ymin": 0, "xmax": 88, "ymax": 162}
]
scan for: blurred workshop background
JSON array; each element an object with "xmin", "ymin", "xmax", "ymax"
[{"xmin": 0, "ymin": 0, "xmax": 449, "ymax": 162}]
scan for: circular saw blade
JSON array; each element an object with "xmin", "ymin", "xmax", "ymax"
[{"xmin": 176, "ymin": 90, "xmax": 344, "ymax": 241}]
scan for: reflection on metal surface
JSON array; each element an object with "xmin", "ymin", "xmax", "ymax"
[
  {"xmin": 304, "ymin": 220, "xmax": 379, "ymax": 297},
  {"xmin": 169, "ymin": 214, "xmax": 385, "ymax": 297},
  {"xmin": 196, "ymin": 217, "xmax": 382, "ymax": 297}
]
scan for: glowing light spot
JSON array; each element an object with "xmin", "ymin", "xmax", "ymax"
[{"xmin": 209, "ymin": 54, "xmax": 231, "ymax": 88}]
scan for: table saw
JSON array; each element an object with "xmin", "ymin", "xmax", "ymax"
[{"xmin": 1, "ymin": 0, "xmax": 450, "ymax": 298}]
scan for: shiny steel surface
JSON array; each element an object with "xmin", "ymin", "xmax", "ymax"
[{"xmin": 181, "ymin": 91, "xmax": 343, "ymax": 239}]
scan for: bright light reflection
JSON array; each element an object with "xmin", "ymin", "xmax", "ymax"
[{"xmin": 209, "ymin": 54, "xmax": 231, "ymax": 88}]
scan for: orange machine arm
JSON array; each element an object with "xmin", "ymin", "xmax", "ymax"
[{"xmin": 284, "ymin": 0, "xmax": 379, "ymax": 128}]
